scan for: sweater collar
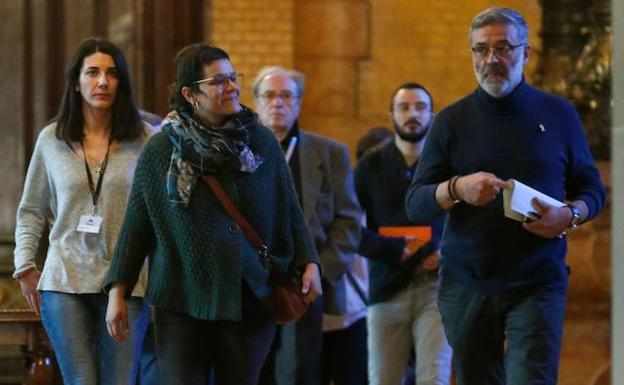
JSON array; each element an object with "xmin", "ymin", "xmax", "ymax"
[{"xmin": 475, "ymin": 78, "xmax": 530, "ymax": 115}]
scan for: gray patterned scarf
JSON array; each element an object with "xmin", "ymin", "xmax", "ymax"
[{"xmin": 162, "ymin": 106, "xmax": 263, "ymax": 205}]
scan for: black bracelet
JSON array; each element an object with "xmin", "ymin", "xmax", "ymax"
[
  {"xmin": 450, "ymin": 175, "xmax": 461, "ymax": 202},
  {"xmin": 448, "ymin": 176, "xmax": 459, "ymax": 201}
]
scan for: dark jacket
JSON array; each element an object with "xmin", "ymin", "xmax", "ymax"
[
  {"xmin": 107, "ymin": 121, "xmax": 318, "ymax": 321},
  {"xmin": 355, "ymin": 141, "xmax": 442, "ymax": 304},
  {"xmin": 297, "ymin": 131, "xmax": 362, "ymax": 315}
]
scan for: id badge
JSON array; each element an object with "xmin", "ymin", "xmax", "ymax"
[{"xmin": 76, "ymin": 215, "xmax": 103, "ymax": 233}]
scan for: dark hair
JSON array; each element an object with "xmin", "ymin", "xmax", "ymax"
[
  {"xmin": 469, "ymin": 7, "xmax": 528, "ymax": 45},
  {"xmin": 55, "ymin": 37, "xmax": 143, "ymax": 143},
  {"xmin": 389, "ymin": 82, "xmax": 434, "ymax": 112},
  {"xmin": 168, "ymin": 43, "xmax": 230, "ymax": 114},
  {"xmin": 356, "ymin": 126, "xmax": 393, "ymax": 159}
]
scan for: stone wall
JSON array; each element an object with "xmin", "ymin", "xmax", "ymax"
[{"xmin": 210, "ymin": 0, "xmax": 295, "ymax": 107}]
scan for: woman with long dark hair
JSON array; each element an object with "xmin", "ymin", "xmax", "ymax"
[
  {"xmin": 105, "ymin": 43, "xmax": 322, "ymax": 385},
  {"xmin": 13, "ymin": 37, "xmax": 153, "ymax": 385}
]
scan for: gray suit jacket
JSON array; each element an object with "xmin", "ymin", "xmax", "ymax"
[{"xmin": 298, "ymin": 131, "xmax": 363, "ymax": 315}]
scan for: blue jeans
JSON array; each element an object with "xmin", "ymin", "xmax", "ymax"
[
  {"xmin": 367, "ymin": 273, "xmax": 452, "ymax": 385},
  {"xmin": 40, "ymin": 291, "xmax": 149, "ymax": 385},
  {"xmin": 153, "ymin": 285, "xmax": 275, "ymax": 385},
  {"xmin": 437, "ymin": 276, "xmax": 567, "ymax": 385},
  {"xmin": 137, "ymin": 317, "xmax": 157, "ymax": 385}
]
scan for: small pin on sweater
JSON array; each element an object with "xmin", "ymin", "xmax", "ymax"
[{"xmin": 539, "ymin": 124, "xmax": 546, "ymax": 133}]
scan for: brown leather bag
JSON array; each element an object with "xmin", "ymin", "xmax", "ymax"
[
  {"xmin": 202, "ymin": 175, "xmax": 309, "ymax": 324},
  {"xmin": 266, "ymin": 272, "xmax": 308, "ymax": 324}
]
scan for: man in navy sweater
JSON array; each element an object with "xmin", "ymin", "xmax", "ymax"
[{"xmin": 405, "ymin": 7, "xmax": 606, "ymax": 385}]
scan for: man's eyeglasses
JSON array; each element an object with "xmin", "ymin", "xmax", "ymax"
[
  {"xmin": 470, "ymin": 43, "xmax": 525, "ymax": 60},
  {"xmin": 258, "ymin": 91, "xmax": 298, "ymax": 104},
  {"xmin": 194, "ymin": 72, "xmax": 243, "ymax": 88}
]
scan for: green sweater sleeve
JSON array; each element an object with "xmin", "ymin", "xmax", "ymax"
[{"xmin": 106, "ymin": 139, "xmax": 156, "ymax": 294}]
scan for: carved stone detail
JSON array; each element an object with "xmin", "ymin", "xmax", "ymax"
[{"xmin": 534, "ymin": 0, "xmax": 611, "ymax": 159}]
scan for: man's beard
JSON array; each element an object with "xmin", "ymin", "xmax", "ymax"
[
  {"xmin": 476, "ymin": 63, "xmax": 514, "ymax": 97},
  {"xmin": 393, "ymin": 118, "xmax": 428, "ymax": 143}
]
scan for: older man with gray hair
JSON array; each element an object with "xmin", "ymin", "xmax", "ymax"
[
  {"xmin": 406, "ymin": 7, "xmax": 606, "ymax": 385},
  {"xmin": 254, "ymin": 66, "xmax": 366, "ymax": 385}
]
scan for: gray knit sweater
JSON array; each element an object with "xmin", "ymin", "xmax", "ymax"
[{"xmin": 14, "ymin": 122, "xmax": 155, "ymax": 296}]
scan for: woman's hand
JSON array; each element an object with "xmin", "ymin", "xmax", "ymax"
[
  {"xmin": 106, "ymin": 284, "xmax": 129, "ymax": 343},
  {"xmin": 17, "ymin": 268, "xmax": 41, "ymax": 315},
  {"xmin": 300, "ymin": 263, "xmax": 322, "ymax": 304}
]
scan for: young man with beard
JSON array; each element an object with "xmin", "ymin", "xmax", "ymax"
[
  {"xmin": 405, "ymin": 8, "xmax": 606, "ymax": 385},
  {"xmin": 354, "ymin": 82, "xmax": 452, "ymax": 385}
]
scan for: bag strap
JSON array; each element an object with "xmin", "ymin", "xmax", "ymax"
[
  {"xmin": 345, "ymin": 270, "xmax": 369, "ymax": 305},
  {"xmin": 201, "ymin": 175, "xmax": 271, "ymax": 266}
]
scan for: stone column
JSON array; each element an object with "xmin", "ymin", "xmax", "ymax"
[{"xmin": 293, "ymin": 0, "xmax": 370, "ymax": 146}]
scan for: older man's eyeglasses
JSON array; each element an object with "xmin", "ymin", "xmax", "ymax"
[
  {"xmin": 470, "ymin": 43, "xmax": 525, "ymax": 60},
  {"xmin": 194, "ymin": 72, "xmax": 243, "ymax": 88},
  {"xmin": 258, "ymin": 91, "xmax": 298, "ymax": 104}
]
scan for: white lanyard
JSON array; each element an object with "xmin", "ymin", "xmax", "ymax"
[{"xmin": 284, "ymin": 136, "xmax": 298, "ymax": 163}]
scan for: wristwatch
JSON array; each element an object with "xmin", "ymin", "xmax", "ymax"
[{"xmin": 566, "ymin": 204, "xmax": 582, "ymax": 229}]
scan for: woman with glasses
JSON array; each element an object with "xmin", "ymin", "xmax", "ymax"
[
  {"xmin": 13, "ymin": 38, "xmax": 153, "ymax": 385},
  {"xmin": 105, "ymin": 43, "xmax": 322, "ymax": 385}
]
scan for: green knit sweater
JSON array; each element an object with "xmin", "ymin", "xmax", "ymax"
[{"xmin": 106, "ymin": 122, "xmax": 318, "ymax": 321}]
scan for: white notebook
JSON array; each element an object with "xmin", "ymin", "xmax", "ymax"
[{"xmin": 503, "ymin": 179, "xmax": 565, "ymax": 222}]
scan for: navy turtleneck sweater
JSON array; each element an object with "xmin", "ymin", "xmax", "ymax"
[{"xmin": 405, "ymin": 80, "xmax": 606, "ymax": 293}]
